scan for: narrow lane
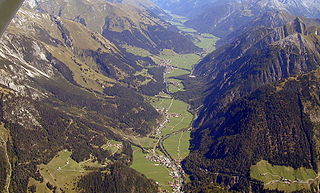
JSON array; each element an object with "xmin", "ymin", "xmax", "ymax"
[{"xmin": 150, "ymin": 67, "xmax": 193, "ymax": 192}]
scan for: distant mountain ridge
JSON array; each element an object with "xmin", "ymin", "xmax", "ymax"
[
  {"xmin": 194, "ymin": 16, "xmax": 320, "ymax": 127},
  {"xmin": 151, "ymin": 0, "xmax": 218, "ymax": 16},
  {"xmin": 182, "ymin": 14, "xmax": 320, "ymax": 192},
  {"xmin": 186, "ymin": 0, "xmax": 320, "ymax": 37},
  {"xmin": 217, "ymin": 10, "xmax": 296, "ymax": 46},
  {"xmin": 24, "ymin": 0, "xmax": 201, "ymax": 54},
  {"xmin": 153, "ymin": 0, "xmax": 320, "ymax": 39}
]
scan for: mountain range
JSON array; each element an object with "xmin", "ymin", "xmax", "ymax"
[
  {"xmin": 0, "ymin": 2, "xmax": 168, "ymax": 192},
  {"xmin": 24, "ymin": 0, "xmax": 201, "ymax": 54},
  {"xmin": 1, "ymin": 0, "xmax": 320, "ymax": 192},
  {"xmin": 179, "ymin": 7, "xmax": 320, "ymax": 193},
  {"xmin": 155, "ymin": 0, "xmax": 320, "ymax": 39}
]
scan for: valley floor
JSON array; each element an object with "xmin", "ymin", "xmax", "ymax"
[
  {"xmin": 129, "ymin": 14, "xmax": 218, "ymax": 192},
  {"xmin": 22, "ymin": 12, "xmax": 218, "ymax": 193}
]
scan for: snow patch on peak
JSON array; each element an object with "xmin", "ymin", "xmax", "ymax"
[{"xmin": 24, "ymin": 0, "xmax": 39, "ymax": 9}]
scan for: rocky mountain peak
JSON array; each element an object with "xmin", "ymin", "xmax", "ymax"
[{"xmin": 24, "ymin": 0, "xmax": 39, "ymax": 9}]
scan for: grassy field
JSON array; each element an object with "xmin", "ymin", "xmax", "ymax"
[
  {"xmin": 151, "ymin": 96, "xmax": 173, "ymax": 110},
  {"xmin": 131, "ymin": 94, "xmax": 193, "ymax": 192},
  {"xmin": 170, "ymin": 14, "xmax": 188, "ymax": 23},
  {"xmin": 194, "ymin": 33, "xmax": 219, "ymax": 53},
  {"xmin": 168, "ymin": 14, "xmax": 196, "ymax": 33},
  {"xmin": 28, "ymin": 178, "xmax": 51, "ymax": 193},
  {"xmin": 168, "ymin": 20, "xmax": 197, "ymax": 33},
  {"xmin": 164, "ymin": 131, "xmax": 191, "ymax": 160},
  {"xmin": 46, "ymin": 45, "xmax": 115, "ymax": 92},
  {"xmin": 250, "ymin": 160, "xmax": 319, "ymax": 192},
  {"xmin": 168, "ymin": 83, "xmax": 183, "ymax": 93},
  {"xmin": 123, "ymin": 44, "xmax": 153, "ymax": 57},
  {"xmin": 101, "ymin": 139, "xmax": 123, "ymax": 155},
  {"xmin": 36, "ymin": 150, "xmax": 86, "ymax": 193},
  {"xmin": 151, "ymin": 95, "xmax": 193, "ymax": 149},
  {"xmin": 122, "ymin": 44, "xmax": 162, "ymax": 64},
  {"xmin": 131, "ymin": 147, "xmax": 173, "ymax": 192},
  {"xmin": 29, "ymin": 149, "xmax": 110, "ymax": 193},
  {"xmin": 128, "ymin": 12, "xmax": 211, "ymax": 192},
  {"xmin": 169, "ymin": 13, "xmax": 218, "ymax": 54},
  {"xmin": 168, "ymin": 78, "xmax": 185, "ymax": 93},
  {"xmin": 166, "ymin": 68, "xmax": 190, "ymax": 78},
  {"xmin": 162, "ymin": 112, "xmax": 193, "ymax": 136},
  {"xmin": 129, "ymin": 136, "xmax": 158, "ymax": 149},
  {"xmin": 160, "ymin": 49, "xmax": 201, "ymax": 70}
]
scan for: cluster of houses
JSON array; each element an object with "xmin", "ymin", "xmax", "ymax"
[{"xmin": 147, "ymin": 154, "xmax": 184, "ymax": 193}]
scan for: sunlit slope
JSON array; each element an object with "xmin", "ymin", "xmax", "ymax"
[
  {"xmin": 2, "ymin": 7, "xmax": 166, "ymax": 96},
  {"xmin": 1, "ymin": 7, "xmax": 165, "ymax": 136},
  {"xmin": 0, "ymin": 7, "xmax": 165, "ymax": 193},
  {"xmin": 24, "ymin": 0, "xmax": 201, "ymax": 54}
]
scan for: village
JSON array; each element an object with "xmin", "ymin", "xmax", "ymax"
[{"xmin": 146, "ymin": 153, "xmax": 185, "ymax": 193}]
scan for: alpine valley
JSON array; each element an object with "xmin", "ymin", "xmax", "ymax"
[{"xmin": 1, "ymin": 0, "xmax": 320, "ymax": 193}]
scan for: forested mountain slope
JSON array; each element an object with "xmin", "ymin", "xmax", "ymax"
[
  {"xmin": 194, "ymin": 16, "xmax": 320, "ymax": 127},
  {"xmin": 183, "ymin": 13, "xmax": 320, "ymax": 193},
  {"xmin": 184, "ymin": 69, "xmax": 320, "ymax": 192},
  {"xmin": 0, "ymin": 7, "xmax": 164, "ymax": 193}
]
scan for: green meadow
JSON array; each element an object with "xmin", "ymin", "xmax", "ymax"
[
  {"xmin": 160, "ymin": 49, "xmax": 201, "ymax": 70},
  {"xmin": 131, "ymin": 147, "xmax": 173, "ymax": 192},
  {"xmin": 129, "ymin": 11, "xmax": 218, "ymax": 192},
  {"xmin": 164, "ymin": 131, "xmax": 191, "ymax": 160},
  {"xmin": 35, "ymin": 150, "xmax": 86, "ymax": 193},
  {"xmin": 251, "ymin": 160, "xmax": 319, "ymax": 192}
]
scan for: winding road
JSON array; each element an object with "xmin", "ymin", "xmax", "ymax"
[
  {"xmin": 152, "ymin": 124, "xmax": 188, "ymax": 193},
  {"xmin": 147, "ymin": 66, "xmax": 193, "ymax": 192}
]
